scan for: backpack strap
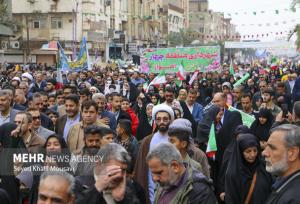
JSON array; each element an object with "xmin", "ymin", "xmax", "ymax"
[{"xmin": 244, "ymin": 171, "xmax": 257, "ymax": 204}]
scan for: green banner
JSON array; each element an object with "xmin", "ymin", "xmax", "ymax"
[
  {"xmin": 140, "ymin": 46, "xmax": 220, "ymax": 73},
  {"xmin": 228, "ymin": 106, "xmax": 255, "ymax": 128}
]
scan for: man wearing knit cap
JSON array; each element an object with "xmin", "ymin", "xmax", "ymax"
[
  {"xmin": 168, "ymin": 118, "xmax": 210, "ymax": 178},
  {"xmin": 133, "ymin": 103, "xmax": 174, "ymax": 204}
]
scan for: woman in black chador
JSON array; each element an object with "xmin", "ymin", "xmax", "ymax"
[{"xmin": 225, "ymin": 133, "xmax": 273, "ymax": 204}]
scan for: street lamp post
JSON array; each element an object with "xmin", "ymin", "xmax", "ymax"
[{"xmin": 72, "ymin": 0, "xmax": 78, "ymax": 60}]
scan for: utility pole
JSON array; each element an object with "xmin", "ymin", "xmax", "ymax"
[
  {"xmin": 72, "ymin": 0, "xmax": 78, "ymax": 60},
  {"xmin": 26, "ymin": 15, "xmax": 30, "ymax": 63}
]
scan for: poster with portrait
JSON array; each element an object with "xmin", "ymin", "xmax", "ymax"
[{"xmin": 104, "ymin": 84, "xmax": 121, "ymax": 95}]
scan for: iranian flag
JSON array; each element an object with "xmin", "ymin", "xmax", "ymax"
[
  {"xmin": 146, "ymin": 71, "xmax": 166, "ymax": 92},
  {"xmin": 206, "ymin": 123, "xmax": 217, "ymax": 158},
  {"xmin": 55, "ymin": 42, "xmax": 64, "ymax": 89},
  {"xmin": 56, "ymin": 69, "xmax": 64, "ymax": 90},
  {"xmin": 176, "ymin": 61, "xmax": 186, "ymax": 81},
  {"xmin": 271, "ymin": 56, "xmax": 278, "ymax": 70}
]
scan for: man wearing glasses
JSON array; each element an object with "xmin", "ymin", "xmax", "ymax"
[
  {"xmin": 27, "ymin": 107, "xmax": 55, "ymax": 140},
  {"xmin": 11, "ymin": 111, "xmax": 45, "ymax": 154}
]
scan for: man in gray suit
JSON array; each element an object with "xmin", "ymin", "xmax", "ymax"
[
  {"xmin": 27, "ymin": 107, "xmax": 55, "ymax": 139},
  {"xmin": 0, "ymin": 90, "xmax": 19, "ymax": 125}
]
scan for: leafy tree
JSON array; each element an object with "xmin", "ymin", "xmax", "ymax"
[
  {"xmin": 291, "ymin": 0, "xmax": 300, "ymax": 49},
  {"xmin": 0, "ymin": 0, "xmax": 19, "ymax": 30},
  {"xmin": 0, "ymin": 0, "xmax": 10, "ymax": 25},
  {"xmin": 165, "ymin": 28, "xmax": 196, "ymax": 47},
  {"xmin": 291, "ymin": 0, "xmax": 300, "ymax": 7}
]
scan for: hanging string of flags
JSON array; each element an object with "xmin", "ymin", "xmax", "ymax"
[
  {"xmin": 191, "ymin": 30, "xmax": 295, "ymax": 40},
  {"xmin": 81, "ymin": 7, "xmax": 299, "ymax": 21},
  {"xmin": 236, "ymin": 19, "xmax": 299, "ymax": 26},
  {"xmin": 222, "ymin": 6, "xmax": 299, "ymax": 16}
]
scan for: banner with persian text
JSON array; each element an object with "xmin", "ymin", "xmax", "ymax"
[{"xmin": 140, "ymin": 46, "xmax": 220, "ymax": 73}]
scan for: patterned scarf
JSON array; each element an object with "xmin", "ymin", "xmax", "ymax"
[{"xmin": 114, "ymin": 136, "xmax": 131, "ymax": 150}]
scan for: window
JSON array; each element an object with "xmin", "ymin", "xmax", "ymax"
[
  {"xmin": 51, "ymin": 18, "xmax": 63, "ymax": 29},
  {"xmin": 33, "ymin": 20, "xmax": 40, "ymax": 29}
]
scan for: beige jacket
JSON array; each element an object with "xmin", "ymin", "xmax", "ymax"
[{"xmin": 67, "ymin": 120, "xmax": 109, "ymax": 153}]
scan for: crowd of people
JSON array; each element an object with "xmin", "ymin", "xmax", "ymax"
[{"xmin": 0, "ymin": 60, "xmax": 300, "ymax": 204}]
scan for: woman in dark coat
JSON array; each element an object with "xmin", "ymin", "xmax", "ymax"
[
  {"xmin": 250, "ymin": 108, "xmax": 274, "ymax": 149},
  {"xmin": 225, "ymin": 133, "xmax": 273, "ymax": 204}
]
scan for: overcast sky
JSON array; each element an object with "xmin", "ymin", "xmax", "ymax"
[{"xmin": 209, "ymin": 0, "xmax": 300, "ymax": 41}]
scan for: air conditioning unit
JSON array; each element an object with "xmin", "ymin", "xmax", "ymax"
[
  {"xmin": 159, "ymin": 8, "xmax": 165, "ymax": 13},
  {"xmin": 1, "ymin": 41, "xmax": 8, "ymax": 50},
  {"xmin": 10, "ymin": 41, "xmax": 20, "ymax": 49}
]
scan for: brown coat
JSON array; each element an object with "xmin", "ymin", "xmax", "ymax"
[
  {"xmin": 55, "ymin": 114, "xmax": 83, "ymax": 138},
  {"xmin": 189, "ymin": 144, "xmax": 210, "ymax": 178},
  {"xmin": 26, "ymin": 132, "xmax": 45, "ymax": 153},
  {"xmin": 133, "ymin": 134, "xmax": 153, "ymax": 204},
  {"xmin": 55, "ymin": 114, "xmax": 67, "ymax": 138},
  {"xmin": 67, "ymin": 120, "xmax": 108, "ymax": 153}
]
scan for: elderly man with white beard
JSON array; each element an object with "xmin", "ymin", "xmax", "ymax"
[{"xmin": 263, "ymin": 124, "xmax": 300, "ymax": 204}]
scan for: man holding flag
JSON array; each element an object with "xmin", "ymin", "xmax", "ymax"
[{"xmin": 209, "ymin": 92, "xmax": 243, "ymax": 192}]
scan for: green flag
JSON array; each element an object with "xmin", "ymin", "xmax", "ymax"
[
  {"xmin": 206, "ymin": 123, "xmax": 217, "ymax": 158},
  {"xmin": 228, "ymin": 106, "xmax": 255, "ymax": 127},
  {"xmin": 233, "ymin": 73, "xmax": 250, "ymax": 88},
  {"xmin": 230, "ymin": 59, "xmax": 235, "ymax": 76}
]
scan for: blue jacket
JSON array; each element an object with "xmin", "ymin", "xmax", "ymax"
[
  {"xmin": 34, "ymin": 80, "xmax": 47, "ymax": 92},
  {"xmin": 100, "ymin": 110, "xmax": 117, "ymax": 130},
  {"xmin": 192, "ymin": 102, "xmax": 204, "ymax": 123}
]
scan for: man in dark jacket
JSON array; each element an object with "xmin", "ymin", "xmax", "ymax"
[
  {"xmin": 55, "ymin": 94, "xmax": 81, "ymax": 139},
  {"xmin": 147, "ymin": 143, "xmax": 216, "ymax": 204},
  {"xmin": 30, "ymin": 93, "xmax": 54, "ymax": 130},
  {"xmin": 110, "ymin": 93, "xmax": 131, "ymax": 123},
  {"xmin": 263, "ymin": 124, "xmax": 300, "ymax": 204},
  {"xmin": 75, "ymin": 143, "xmax": 145, "ymax": 204}
]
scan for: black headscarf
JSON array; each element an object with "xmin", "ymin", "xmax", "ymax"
[
  {"xmin": 250, "ymin": 108, "xmax": 274, "ymax": 142},
  {"xmin": 225, "ymin": 133, "xmax": 273, "ymax": 204},
  {"xmin": 217, "ymin": 125, "xmax": 251, "ymax": 194}
]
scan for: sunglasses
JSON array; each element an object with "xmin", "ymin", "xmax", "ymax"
[{"xmin": 32, "ymin": 116, "xmax": 41, "ymax": 120}]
